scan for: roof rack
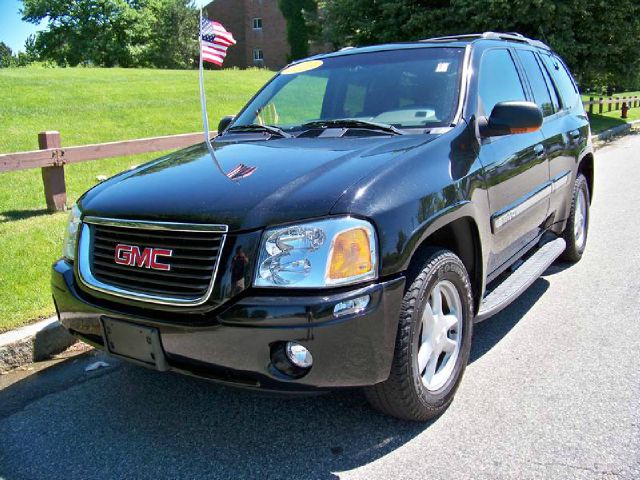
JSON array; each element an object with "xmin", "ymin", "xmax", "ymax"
[{"xmin": 422, "ymin": 32, "xmax": 550, "ymax": 50}]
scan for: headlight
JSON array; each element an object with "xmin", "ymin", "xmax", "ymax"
[
  {"xmin": 254, "ymin": 217, "xmax": 377, "ymax": 288},
  {"xmin": 62, "ymin": 204, "xmax": 81, "ymax": 261}
]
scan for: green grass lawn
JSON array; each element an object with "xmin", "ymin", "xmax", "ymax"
[{"xmin": 0, "ymin": 66, "xmax": 273, "ymax": 332}]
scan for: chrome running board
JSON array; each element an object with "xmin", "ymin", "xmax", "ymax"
[{"xmin": 475, "ymin": 237, "xmax": 566, "ymax": 323}]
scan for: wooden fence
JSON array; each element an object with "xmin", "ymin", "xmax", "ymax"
[
  {"xmin": 0, "ymin": 131, "xmax": 207, "ymax": 211},
  {"xmin": 1, "ymin": 95, "xmax": 639, "ymax": 212},
  {"xmin": 583, "ymin": 95, "xmax": 640, "ymax": 116}
]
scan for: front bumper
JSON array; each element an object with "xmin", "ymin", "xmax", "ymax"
[{"xmin": 52, "ymin": 259, "xmax": 405, "ymax": 391}]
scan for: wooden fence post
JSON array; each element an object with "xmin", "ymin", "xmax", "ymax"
[
  {"xmin": 598, "ymin": 97, "xmax": 603, "ymax": 114},
  {"xmin": 608, "ymin": 97, "xmax": 612, "ymax": 112},
  {"xmin": 38, "ymin": 131, "xmax": 67, "ymax": 212},
  {"xmin": 588, "ymin": 96, "xmax": 594, "ymax": 115}
]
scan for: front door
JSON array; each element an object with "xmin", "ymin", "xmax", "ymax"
[{"xmin": 477, "ymin": 48, "xmax": 550, "ymax": 276}]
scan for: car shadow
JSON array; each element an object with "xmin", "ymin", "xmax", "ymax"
[
  {"xmin": 0, "ymin": 352, "xmax": 431, "ymax": 479},
  {"xmin": 0, "ymin": 279, "xmax": 550, "ymax": 480},
  {"xmin": 470, "ymin": 277, "xmax": 549, "ymax": 363},
  {"xmin": 540, "ymin": 261, "xmax": 575, "ymax": 276}
]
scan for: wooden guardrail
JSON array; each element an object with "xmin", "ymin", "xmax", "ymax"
[
  {"xmin": 1, "ymin": 94, "xmax": 639, "ymax": 212},
  {"xmin": 0, "ymin": 131, "xmax": 207, "ymax": 211}
]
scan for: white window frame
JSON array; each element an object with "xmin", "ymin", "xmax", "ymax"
[
  {"xmin": 253, "ymin": 49, "xmax": 264, "ymax": 62},
  {"xmin": 252, "ymin": 18, "xmax": 263, "ymax": 30}
]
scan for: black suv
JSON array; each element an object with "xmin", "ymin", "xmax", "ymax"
[{"xmin": 53, "ymin": 32, "xmax": 593, "ymax": 421}]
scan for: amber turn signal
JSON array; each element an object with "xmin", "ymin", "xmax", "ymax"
[
  {"xmin": 509, "ymin": 126, "xmax": 539, "ymax": 134},
  {"xmin": 328, "ymin": 227, "xmax": 373, "ymax": 281}
]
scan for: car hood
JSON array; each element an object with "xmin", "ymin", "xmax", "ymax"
[{"xmin": 79, "ymin": 135, "xmax": 437, "ymax": 231}]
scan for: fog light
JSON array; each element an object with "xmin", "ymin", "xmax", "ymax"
[
  {"xmin": 285, "ymin": 342, "xmax": 313, "ymax": 368},
  {"xmin": 334, "ymin": 295, "xmax": 370, "ymax": 317}
]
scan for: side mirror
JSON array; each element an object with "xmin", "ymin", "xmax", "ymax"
[
  {"xmin": 479, "ymin": 101, "xmax": 543, "ymax": 137},
  {"xmin": 218, "ymin": 115, "xmax": 236, "ymax": 134}
]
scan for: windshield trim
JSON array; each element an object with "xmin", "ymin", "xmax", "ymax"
[
  {"xmin": 453, "ymin": 44, "xmax": 472, "ymax": 125},
  {"xmin": 228, "ymin": 45, "xmax": 470, "ymax": 134}
]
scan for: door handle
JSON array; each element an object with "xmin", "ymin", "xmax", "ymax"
[
  {"xmin": 569, "ymin": 130, "xmax": 581, "ymax": 140},
  {"xmin": 534, "ymin": 144, "xmax": 545, "ymax": 158}
]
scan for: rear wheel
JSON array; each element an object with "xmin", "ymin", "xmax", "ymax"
[
  {"xmin": 364, "ymin": 248, "xmax": 473, "ymax": 421},
  {"xmin": 560, "ymin": 174, "xmax": 590, "ymax": 262}
]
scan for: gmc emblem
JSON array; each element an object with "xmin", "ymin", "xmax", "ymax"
[{"xmin": 114, "ymin": 244, "xmax": 173, "ymax": 271}]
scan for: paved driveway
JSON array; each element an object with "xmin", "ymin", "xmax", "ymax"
[{"xmin": 1, "ymin": 134, "xmax": 639, "ymax": 480}]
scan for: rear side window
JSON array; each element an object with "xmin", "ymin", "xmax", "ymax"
[
  {"xmin": 517, "ymin": 50, "xmax": 555, "ymax": 117},
  {"xmin": 537, "ymin": 56, "xmax": 561, "ymax": 112},
  {"xmin": 478, "ymin": 49, "xmax": 526, "ymax": 116},
  {"xmin": 540, "ymin": 54, "xmax": 579, "ymax": 109}
]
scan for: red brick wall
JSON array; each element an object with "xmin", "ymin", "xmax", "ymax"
[
  {"xmin": 205, "ymin": 0, "xmax": 290, "ymax": 70},
  {"xmin": 205, "ymin": 0, "xmax": 247, "ymax": 68}
]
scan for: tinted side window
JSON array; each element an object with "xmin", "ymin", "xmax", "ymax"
[
  {"xmin": 541, "ymin": 53, "xmax": 579, "ymax": 109},
  {"xmin": 517, "ymin": 50, "xmax": 554, "ymax": 117},
  {"xmin": 537, "ymin": 55, "xmax": 561, "ymax": 112},
  {"xmin": 478, "ymin": 49, "xmax": 526, "ymax": 116}
]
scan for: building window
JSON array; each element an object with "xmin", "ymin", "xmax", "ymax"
[
  {"xmin": 252, "ymin": 18, "xmax": 262, "ymax": 30},
  {"xmin": 253, "ymin": 49, "xmax": 264, "ymax": 63}
]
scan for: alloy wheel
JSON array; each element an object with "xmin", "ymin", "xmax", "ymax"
[{"xmin": 417, "ymin": 280, "xmax": 463, "ymax": 391}]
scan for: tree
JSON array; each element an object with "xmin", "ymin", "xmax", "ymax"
[
  {"xmin": 322, "ymin": 0, "xmax": 640, "ymax": 91},
  {"xmin": 145, "ymin": 0, "xmax": 198, "ymax": 69},
  {"xmin": 279, "ymin": 0, "xmax": 318, "ymax": 61},
  {"xmin": 21, "ymin": 0, "xmax": 146, "ymax": 67},
  {"xmin": 20, "ymin": 0, "xmax": 198, "ymax": 68},
  {"xmin": 0, "ymin": 42, "xmax": 14, "ymax": 67}
]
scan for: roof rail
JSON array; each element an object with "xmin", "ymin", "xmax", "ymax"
[{"xmin": 422, "ymin": 32, "xmax": 551, "ymax": 50}]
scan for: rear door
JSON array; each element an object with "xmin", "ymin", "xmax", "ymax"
[
  {"xmin": 514, "ymin": 48, "xmax": 567, "ymax": 221},
  {"xmin": 477, "ymin": 48, "xmax": 550, "ymax": 276},
  {"xmin": 538, "ymin": 52, "xmax": 590, "ymax": 223}
]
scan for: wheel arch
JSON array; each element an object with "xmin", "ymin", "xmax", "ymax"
[
  {"xmin": 405, "ymin": 215, "xmax": 483, "ymax": 314},
  {"xmin": 578, "ymin": 152, "xmax": 594, "ymax": 203}
]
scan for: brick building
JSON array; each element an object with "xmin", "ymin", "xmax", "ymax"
[{"xmin": 205, "ymin": 0, "xmax": 290, "ymax": 70}]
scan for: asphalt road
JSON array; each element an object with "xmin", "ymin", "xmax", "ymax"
[{"xmin": 1, "ymin": 134, "xmax": 639, "ymax": 480}]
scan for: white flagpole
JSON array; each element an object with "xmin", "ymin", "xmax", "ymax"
[
  {"xmin": 198, "ymin": 7, "xmax": 228, "ymax": 177},
  {"xmin": 198, "ymin": 8, "xmax": 211, "ymax": 148}
]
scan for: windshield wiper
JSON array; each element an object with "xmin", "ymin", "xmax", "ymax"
[
  {"xmin": 300, "ymin": 119, "xmax": 404, "ymax": 136},
  {"xmin": 225, "ymin": 124, "xmax": 293, "ymax": 138}
]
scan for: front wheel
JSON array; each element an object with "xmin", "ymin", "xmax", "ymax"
[
  {"xmin": 560, "ymin": 174, "xmax": 590, "ymax": 262},
  {"xmin": 364, "ymin": 248, "xmax": 473, "ymax": 421}
]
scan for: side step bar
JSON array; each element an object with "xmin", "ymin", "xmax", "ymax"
[{"xmin": 475, "ymin": 237, "xmax": 566, "ymax": 323}]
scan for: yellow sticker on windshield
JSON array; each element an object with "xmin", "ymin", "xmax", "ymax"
[{"xmin": 281, "ymin": 60, "xmax": 323, "ymax": 75}]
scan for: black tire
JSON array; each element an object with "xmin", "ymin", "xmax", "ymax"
[
  {"xmin": 364, "ymin": 248, "xmax": 473, "ymax": 421},
  {"xmin": 560, "ymin": 174, "xmax": 590, "ymax": 262}
]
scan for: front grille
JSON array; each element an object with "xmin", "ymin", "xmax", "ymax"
[{"xmin": 82, "ymin": 220, "xmax": 226, "ymax": 304}]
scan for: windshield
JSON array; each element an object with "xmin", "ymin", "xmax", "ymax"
[{"xmin": 233, "ymin": 47, "xmax": 465, "ymax": 132}]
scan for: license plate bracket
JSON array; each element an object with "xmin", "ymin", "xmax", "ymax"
[{"xmin": 101, "ymin": 318, "xmax": 168, "ymax": 371}]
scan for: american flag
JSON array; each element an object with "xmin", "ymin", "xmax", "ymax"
[{"xmin": 200, "ymin": 18, "xmax": 236, "ymax": 66}]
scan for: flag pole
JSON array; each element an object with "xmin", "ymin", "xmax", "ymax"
[{"xmin": 198, "ymin": 7, "xmax": 228, "ymax": 178}]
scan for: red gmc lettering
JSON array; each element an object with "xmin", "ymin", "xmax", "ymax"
[{"xmin": 114, "ymin": 244, "xmax": 172, "ymax": 271}]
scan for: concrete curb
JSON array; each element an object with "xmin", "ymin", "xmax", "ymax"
[
  {"xmin": 0, "ymin": 317, "xmax": 76, "ymax": 371},
  {"xmin": 592, "ymin": 119, "xmax": 640, "ymax": 144}
]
